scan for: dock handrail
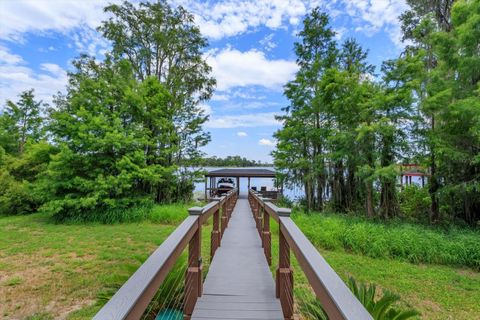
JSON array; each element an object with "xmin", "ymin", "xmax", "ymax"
[
  {"xmin": 93, "ymin": 189, "xmax": 238, "ymax": 320},
  {"xmin": 248, "ymin": 189, "xmax": 373, "ymax": 320}
]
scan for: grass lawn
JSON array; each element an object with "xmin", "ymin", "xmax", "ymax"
[
  {"xmin": 0, "ymin": 204, "xmax": 212, "ymax": 320},
  {"xmin": 269, "ymin": 216, "xmax": 480, "ymax": 320},
  {"xmin": 1, "ymin": 206, "xmax": 479, "ymax": 319}
]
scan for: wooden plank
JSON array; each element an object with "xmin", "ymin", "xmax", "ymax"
[
  {"xmin": 191, "ymin": 309, "xmax": 283, "ymax": 319},
  {"xmin": 195, "ymin": 301, "xmax": 281, "ymax": 311},
  {"xmin": 191, "ymin": 294, "xmax": 279, "ymax": 303},
  {"xmin": 191, "ymin": 196, "xmax": 283, "ymax": 319}
]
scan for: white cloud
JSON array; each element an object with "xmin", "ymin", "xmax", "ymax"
[
  {"xmin": 206, "ymin": 112, "xmax": 280, "ymax": 128},
  {"xmin": 0, "ymin": 45, "xmax": 23, "ymax": 65},
  {"xmin": 180, "ymin": 0, "xmax": 407, "ymax": 47},
  {"xmin": 0, "ymin": 47, "xmax": 67, "ymax": 107},
  {"xmin": 258, "ymin": 138, "xmax": 276, "ymax": 146},
  {"xmin": 207, "ymin": 48, "xmax": 298, "ymax": 91},
  {"xmin": 0, "ymin": 0, "xmax": 408, "ymax": 55},
  {"xmin": 237, "ymin": 131, "xmax": 248, "ymax": 137},
  {"xmin": 342, "ymin": 0, "xmax": 407, "ymax": 47},
  {"xmin": 40, "ymin": 63, "xmax": 64, "ymax": 75},
  {"xmin": 71, "ymin": 26, "xmax": 110, "ymax": 57},
  {"xmin": 211, "ymin": 93, "xmax": 230, "ymax": 101},
  {"xmin": 0, "ymin": 0, "xmax": 116, "ymax": 41},
  {"xmin": 180, "ymin": 0, "xmax": 307, "ymax": 40},
  {"xmin": 259, "ymin": 33, "xmax": 277, "ymax": 51}
]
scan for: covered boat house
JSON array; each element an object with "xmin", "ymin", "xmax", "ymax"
[{"xmin": 204, "ymin": 168, "xmax": 281, "ymax": 200}]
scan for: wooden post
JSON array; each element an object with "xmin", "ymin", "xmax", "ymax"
[
  {"xmin": 221, "ymin": 199, "xmax": 227, "ymax": 237},
  {"xmin": 236, "ymin": 177, "xmax": 240, "ymax": 195},
  {"xmin": 248, "ymin": 177, "xmax": 251, "ymax": 190},
  {"xmin": 204, "ymin": 176, "xmax": 208, "ymax": 201},
  {"xmin": 211, "ymin": 201, "xmax": 221, "ymax": 259},
  {"xmin": 262, "ymin": 201, "xmax": 271, "ymax": 265},
  {"xmin": 210, "ymin": 177, "xmax": 216, "ymax": 198},
  {"xmin": 276, "ymin": 211, "xmax": 293, "ymax": 320},
  {"xmin": 184, "ymin": 208, "xmax": 203, "ymax": 319},
  {"xmin": 256, "ymin": 202, "xmax": 263, "ymax": 238},
  {"xmin": 250, "ymin": 195, "xmax": 255, "ymax": 218}
]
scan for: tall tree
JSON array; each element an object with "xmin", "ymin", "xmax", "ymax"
[
  {"xmin": 275, "ymin": 8, "xmax": 337, "ymax": 211},
  {"xmin": 44, "ymin": 58, "xmax": 156, "ymax": 218},
  {"xmin": 424, "ymin": 0, "xmax": 480, "ymax": 224},
  {"xmin": 400, "ymin": 0, "xmax": 456, "ymax": 221},
  {"xmin": 99, "ymin": 0, "xmax": 214, "ymax": 172},
  {"xmin": 1, "ymin": 89, "xmax": 44, "ymax": 154}
]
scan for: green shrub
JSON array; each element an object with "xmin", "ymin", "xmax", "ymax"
[
  {"xmin": 0, "ymin": 142, "xmax": 57, "ymax": 216},
  {"xmin": 276, "ymin": 195, "xmax": 294, "ymax": 208},
  {"xmin": 398, "ymin": 185, "xmax": 431, "ymax": 222},
  {"xmin": 348, "ymin": 277, "xmax": 419, "ymax": 319},
  {"xmin": 50, "ymin": 201, "xmax": 154, "ymax": 224},
  {"xmin": 148, "ymin": 203, "xmax": 190, "ymax": 224},
  {"xmin": 0, "ymin": 170, "xmax": 37, "ymax": 215},
  {"xmin": 296, "ymin": 277, "xmax": 418, "ymax": 320}
]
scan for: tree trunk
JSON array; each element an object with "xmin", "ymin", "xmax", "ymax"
[
  {"xmin": 365, "ymin": 181, "xmax": 375, "ymax": 218},
  {"xmin": 429, "ymin": 115, "xmax": 440, "ymax": 222}
]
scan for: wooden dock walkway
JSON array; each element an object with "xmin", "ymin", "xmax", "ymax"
[
  {"xmin": 191, "ymin": 196, "xmax": 283, "ymax": 319},
  {"xmin": 94, "ymin": 187, "xmax": 372, "ymax": 320}
]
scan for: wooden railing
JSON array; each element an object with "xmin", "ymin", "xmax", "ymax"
[
  {"xmin": 248, "ymin": 189, "xmax": 373, "ymax": 320},
  {"xmin": 93, "ymin": 189, "xmax": 238, "ymax": 320}
]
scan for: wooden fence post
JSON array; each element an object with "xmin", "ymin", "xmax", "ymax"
[
  {"xmin": 184, "ymin": 207, "xmax": 203, "ymax": 320},
  {"xmin": 256, "ymin": 201, "xmax": 263, "ymax": 238},
  {"xmin": 262, "ymin": 199, "xmax": 272, "ymax": 265},
  {"xmin": 210, "ymin": 199, "xmax": 221, "ymax": 259},
  {"xmin": 221, "ymin": 198, "xmax": 227, "ymax": 237},
  {"xmin": 276, "ymin": 209, "xmax": 293, "ymax": 320}
]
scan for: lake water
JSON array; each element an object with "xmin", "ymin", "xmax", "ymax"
[{"xmin": 192, "ymin": 167, "xmax": 303, "ymax": 200}]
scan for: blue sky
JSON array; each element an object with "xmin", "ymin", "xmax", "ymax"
[{"xmin": 0, "ymin": 0, "xmax": 408, "ymax": 162}]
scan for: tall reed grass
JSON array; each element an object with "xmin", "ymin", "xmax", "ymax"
[{"xmin": 293, "ymin": 212, "xmax": 480, "ymax": 269}]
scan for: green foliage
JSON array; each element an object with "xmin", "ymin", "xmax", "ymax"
[
  {"xmin": 275, "ymin": 195, "xmax": 295, "ymax": 209},
  {"xmin": 0, "ymin": 142, "xmax": 57, "ymax": 216},
  {"xmin": 295, "ymin": 277, "xmax": 419, "ymax": 320},
  {"xmin": 275, "ymin": 1, "xmax": 480, "ymax": 225},
  {"xmin": 42, "ymin": 58, "xmax": 155, "ymax": 219},
  {"xmin": 197, "ymin": 155, "xmax": 269, "ymax": 167},
  {"xmin": 424, "ymin": 0, "xmax": 480, "ymax": 224},
  {"xmin": 99, "ymin": 0, "xmax": 213, "ymax": 166},
  {"xmin": 0, "ymin": 0, "xmax": 213, "ymax": 222},
  {"xmin": 0, "ymin": 89, "xmax": 45, "ymax": 155},
  {"xmin": 347, "ymin": 277, "xmax": 419, "ymax": 320},
  {"xmin": 293, "ymin": 212, "xmax": 480, "ymax": 269},
  {"xmin": 296, "ymin": 292, "xmax": 328, "ymax": 320},
  {"xmin": 398, "ymin": 185, "xmax": 431, "ymax": 222},
  {"xmin": 0, "ymin": 172, "xmax": 36, "ymax": 215}
]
